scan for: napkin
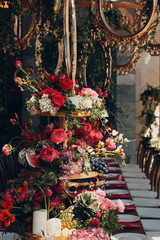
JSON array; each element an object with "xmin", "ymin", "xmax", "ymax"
[
  {"xmin": 118, "ymin": 221, "xmax": 141, "ymax": 228},
  {"xmin": 106, "ymin": 193, "xmax": 131, "ymax": 199},
  {"xmin": 104, "ymin": 183, "xmax": 127, "ymax": 188}
]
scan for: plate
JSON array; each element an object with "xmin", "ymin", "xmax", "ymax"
[
  {"xmin": 118, "ymin": 214, "xmax": 140, "ymax": 222},
  {"xmin": 108, "ymin": 167, "xmax": 120, "ymax": 171},
  {"xmin": 105, "ymin": 189, "xmax": 129, "ymax": 195},
  {"xmin": 111, "ymin": 233, "xmax": 149, "ymax": 240},
  {"xmin": 112, "ymin": 199, "xmax": 134, "ymax": 206},
  {"xmin": 104, "ymin": 173, "xmax": 119, "ymax": 178},
  {"xmin": 105, "ymin": 180, "xmax": 125, "ymax": 185}
]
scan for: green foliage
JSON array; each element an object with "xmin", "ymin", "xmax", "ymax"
[
  {"xmin": 138, "ymin": 84, "xmax": 159, "ymax": 138},
  {"xmin": 73, "ymin": 193, "xmax": 98, "ymax": 222}
]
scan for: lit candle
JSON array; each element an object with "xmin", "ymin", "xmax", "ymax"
[
  {"xmin": 32, "ymin": 209, "xmax": 47, "ymax": 235},
  {"xmin": 46, "ymin": 218, "xmax": 61, "ymax": 237}
]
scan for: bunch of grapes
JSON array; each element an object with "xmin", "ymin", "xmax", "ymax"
[{"xmin": 90, "ymin": 156, "xmax": 108, "ymax": 173}]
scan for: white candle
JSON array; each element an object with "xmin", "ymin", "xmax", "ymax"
[
  {"xmin": 32, "ymin": 209, "xmax": 47, "ymax": 235},
  {"xmin": 46, "ymin": 218, "xmax": 61, "ymax": 237}
]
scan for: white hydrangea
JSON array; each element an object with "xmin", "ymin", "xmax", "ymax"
[
  {"xmin": 79, "ymin": 97, "xmax": 92, "ymax": 109},
  {"xmin": 26, "ymin": 95, "xmax": 37, "ymax": 115},
  {"xmin": 39, "ymin": 94, "xmax": 57, "ymax": 115}
]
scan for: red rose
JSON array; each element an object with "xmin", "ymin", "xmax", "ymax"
[
  {"xmin": 42, "ymin": 88, "xmax": 57, "ymax": 97},
  {"xmin": 90, "ymin": 218, "xmax": 100, "ymax": 227},
  {"xmin": 44, "ymin": 189, "xmax": 53, "ymax": 197},
  {"xmin": 30, "ymin": 201, "xmax": 40, "ymax": 209},
  {"xmin": 33, "ymin": 191, "xmax": 44, "ymax": 202},
  {"xmin": 15, "ymin": 60, "xmax": 22, "ymax": 68},
  {"xmin": 51, "ymin": 128, "xmax": 67, "ymax": 144},
  {"xmin": 104, "ymin": 91, "xmax": 109, "ymax": 98},
  {"xmin": 97, "ymin": 88, "xmax": 102, "ymax": 95},
  {"xmin": 49, "ymin": 75, "xmax": 57, "ymax": 83},
  {"xmin": 54, "ymin": 182, "xmax": 64, "ymax": 193},
  {"xmin": 52, "ymin": 92, "xmax": 66, "ymax": 109},
  {"xmin": 89, "ymin": 129, "xmax": 103, "ymax": 142},
  {"xmin": 40, "ymin": 145, "xmax": 59, "ymax": 162},
  {"xmin": 60, "ymin": 77, "xmax": 73, "ymax": 90}
]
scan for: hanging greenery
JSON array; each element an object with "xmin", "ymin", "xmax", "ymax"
[{"xmin": 138, "ymin": 84, "xmax": 159, "ymax": 139}]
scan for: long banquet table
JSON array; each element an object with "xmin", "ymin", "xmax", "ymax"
[{"xmin": 103, "ymin": 160, "xmax": 147, "ymax": 238}]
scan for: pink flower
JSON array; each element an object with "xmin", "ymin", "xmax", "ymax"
[
  {"xmin": 115, "ymin": 199, "xmax": 125, "ymax": 213},
  {"xmin": 44, "ymin": 189, "xmax": 53, "ymax": 197},
  {"xmin": 96, "ymin": 211, "xmax": 101, "ymax": 218},
  {"xmin": 50, "ymin": 128, "xmax": 67, "ymax": 144},
  {"xmin": 89, "ymin": 129, "xmax": 103, "ymax": 142},
  {"xmin": 80, "ymin": 88, "xmax": 98, "ymax": 97},
  {"xmin": 90, "ymin": 218, "xmax": 100, "ymax": 227},
  {"xmin": 106, "ymin": 137, "xmax": 116, "ymax": 150},
  {"xmin": 100, "ymin": 202, "xmax": 108, "ymax": 211},
  {"xmin": 17, "ymin": 191, "xmax": 29, "ymax": 202},
  {"xmin": 95, "ymin": 188, "xmax": 106, "ymax": 197},
  {"xmin": 106, "ymin": 198, "xmax": 117, "ymax": 210},
  {"xmin": 40, "ymin": 145, "xmax": 59, "ymax": 162},
  {"xmin": 2, "ymin": 144, "xmax": 12, "ymax": 156},
  {"xmin": 15, "ymin": 60, "xmax": 22, "ymax": 68},
  {"xmin": 50, "ymin": 195, "xmax": 61, "ymax": 207},
  {"xmin": 96, "ymin": 88, "xmax": 102, "ymax": 95}
]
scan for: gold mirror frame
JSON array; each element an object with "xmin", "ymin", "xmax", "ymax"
[
  {"xmin": 14, "ymin": 0, "xmax": 40, "ymax": 50},
  {"xmin": 146, "ymin": 11, "xmax": 160, "ymax": 56},
  {"xmin": 92, "ymin": 0, "xmax": 158, "ymax": 53},
  {"xmin": 63, "ymin": 0, "xmax": 77, "ymax": 91}
]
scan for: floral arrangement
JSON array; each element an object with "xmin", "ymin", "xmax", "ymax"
[
  {"xmin": 0, "ymin": 178, "xmax": 67, "ymax": 237},
  {"xmin": 60, "ymin": 188, "xmax": 124, "ymax": 238},
  {"xmin": 14, "ymin": 61, "xmax": 109, "ymax": 126}
]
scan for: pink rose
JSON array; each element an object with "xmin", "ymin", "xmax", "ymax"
[
  {"xmin": 50, "ymin": 128, "xmax": 67, "ymax": 144},
  {"xmin": 106, "ymin": 137, "xmax": 116, "ymax": 150},
  {"xmin": 115, "ymin": 199, "xmax": 125, "ymax": 213},
  {"xmin": 106, "ymin": 198, "xmax": 117, "ymax": 210},
  {"xmin": 89, "ymin": 129, "xmax": 103, "ymax": 142},
  {"xmin": 80, "ymin": 88, "xmax": 98, "ymax": 97},
  {"xmin": 95, "ymin": 188, "xmax": 106, "ymax": 197},
  {"xmin": 50, "ymin": 195, "xmax": 60, "ymax": 207},
  {"xmin": 2, "ymin": 144, "xmax": 12, "ymax": 156},
  {"xmin": 40, "ymin": 145, "xmax": 59, "ymax": 162},
  {"xmin": 96, "ymin": 211, "xmax": 101, "ymax": 218},
  {"xmin": 15, "ymin": 60, "xmax": 22, "ymax": 68},
  {"xmin": 100, "ymin": 202, "xmax": 108, "ymax": 211}
]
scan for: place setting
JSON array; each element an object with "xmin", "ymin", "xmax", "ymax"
[
  {"xmin": 105, "ymin": 189, "xmax": 131, "ymax": 199},
  {"xmin": 117, "ymin": 214, "xmax": 141, "ymax": 229}
]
